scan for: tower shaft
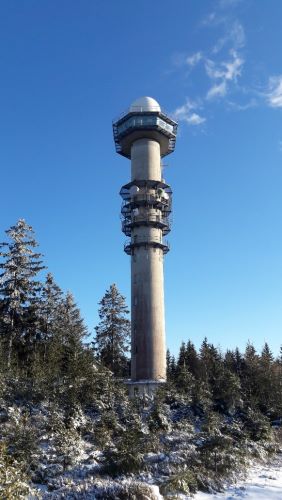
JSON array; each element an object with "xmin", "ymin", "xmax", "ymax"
[
  {"xmin": 131, "ymin": 138, "xmax": 161, "ymax": 181},
  {"xmin": 130, "ymin": 139, "xmax": 165, "ymax": 380},
  {"xmin": 113, "ymin": 96, "xmax": 177, "ymax": 392}
]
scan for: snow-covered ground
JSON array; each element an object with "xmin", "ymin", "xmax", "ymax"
[{"xmin": 194, "ymin": 454, "xmax": 282, "ymax": 500}]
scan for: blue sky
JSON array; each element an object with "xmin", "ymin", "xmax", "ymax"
[{"xmin": 1, "ymin": 0, "xmax": 281, "ymax": 356}]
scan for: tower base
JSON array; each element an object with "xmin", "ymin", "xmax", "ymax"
[{"xmin": 125, "ymin": 379, "xmax": 166, "ymax": 398}]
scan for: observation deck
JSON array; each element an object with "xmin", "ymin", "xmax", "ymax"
[{"xmin": 113, "ymin": 98, "xmax": 177, "ymax": 158}]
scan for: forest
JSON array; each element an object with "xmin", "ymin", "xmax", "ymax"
[{"xmin": 0, "ymin": 219, "xmax": 281, "ymax": 498}]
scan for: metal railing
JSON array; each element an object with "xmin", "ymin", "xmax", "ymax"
[
  {"xmin": 124, "ymin": 238, "xmax": 170, "ymax": 256},
  {"xmin": 113, "ymin": 106, "xmax": 177, "ymax": 126},
  {"xmin": 121, "ymin": 215, "xmax": 171, "ymax": 237},
  {"xmin": 121, "ymin": 195, "xmax": 171, "ymax": 213}
]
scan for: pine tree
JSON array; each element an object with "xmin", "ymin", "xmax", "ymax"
[
  {"xmin": 57, "ymin": 292, "xmax": 88, "ymax": 377},
  {"xmin": 94, "ymin": 284, "xmax": 130, "ymax": 377},
  {"xmin": 177, "ymin": 342, "xmax": 187, "ymax": 368},
  {"xmin": 258, "ymin": 343, "xmax": 275, "ymax": 413},
  {"xmin": 260, "ymin": 342, "xmax": 274, "ymax": 365},
  {"xmin": 0, "ymin": 219, "xmax": 45, "ymax": 369},
  {"xmin": 241, "ymin": 342, "xmax": 260, "ymax": 406},
  {"xmin": 39, "ymin": 273, "xmax": 64, "ymax": 362},
  {"xmin": 169, "ymin": 355, "xmax": 177, "ymax": 381},
  {"xmin": 166, "ymin": 349, "xmax": 172, "ymax": 378},
  {"xmin": 54, "ymin": 292, "xmax": 89, "ymax": 422},
  {"xmin": 186, "ymin": 340, "xmax": 200, "ymax": 378},
  {"xmin": 199, "ymin": 337, "xmax": 218, "ymax": 382}
]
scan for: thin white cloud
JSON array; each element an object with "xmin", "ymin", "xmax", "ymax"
[
  {"xmin": 205, "ymin": 59, "xmax": 226, "ymax": 80},
  {"xmin": 230, "ymin": 20, "xmax": 245, "ymax": 48},
  {"xmin": 173, "ymin": 100, "xmax": 206, "ymax": 126},
  {"xmin": 279, "ymin": 140, "xmax": 282, "ymax": 152},
  {"xmin": 207, "ymin": 81, "xmax": 227, "ymax": 100},
  {"xmin": 224, "ymin": 51, "xmax": 244, "ymax": 80},
  {"xmin": 267, "ymin": 76, "xmax": 282, "ymax": 108},
  {"xmin": 212, "ymin": 20, "xmax": 245, "ymax": 53},
  {"xmin": 188, "ymin": 113, "xmax": 206, "ymax": 125},
  {"xmin": 186, "ymin": 52, "xmax": 203, "ymax": 67},
  {"xmin": 168, "ymin": 1, "xmax": 280, "ymax": 127},
  {"xmin": 205, "ymin": 50, "xmax": 244, "ymax": 100},
  {"xmin": 201, "ymin": 12, "xmax": 218, "ymax": 26},
  {"xmin": 227, "ymin": 98, "xmax": 257, "ymax": 111}
]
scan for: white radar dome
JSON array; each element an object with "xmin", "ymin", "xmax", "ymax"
[{"xmin": 130, "ymin": 96, "xmax": 161, "ymax": 112}]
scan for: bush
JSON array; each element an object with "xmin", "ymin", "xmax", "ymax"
[
  {"xmin": 160, "ymin": 469, "xmax": 198, "ymax": 496},
  {"xmin": 0, "ymin": 443, "xmax": 30, "ymax": 499},
  {"xmin": 5, "ymin": 411, "xmax": 39, "ymax": 468},
  {"xmin": 103, "ymin": 428, "xmax": 144, "ymax": 476},
  {"xmin": 103, "ymin": 445, "xmax": 143, "ymax": 476},
  {"xmin": 243, "ymin": 408, "xmax": 271, "ymax": 441}
]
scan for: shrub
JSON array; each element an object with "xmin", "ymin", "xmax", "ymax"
[
  {"xmin": 160, "ymin": 469, "xmax": 198, "ymax": 496},
  {"xmin": 0, "ymin": 443, "xmax": 30, "ymax": 499}
]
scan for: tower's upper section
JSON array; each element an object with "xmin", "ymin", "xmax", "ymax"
[
  {"xmin": 113, "ymin": 96, "xmax": 178, "ymax": 159},
  {"xmin": 129, "ymin": 96, "xmax": 161, "ymax": 112}
]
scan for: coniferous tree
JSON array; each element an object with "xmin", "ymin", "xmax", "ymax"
[
  {"xmin": 166, "ymin": 349, "xmax": 172, "ymax": 378},
  {"xmin": 186, "ymin": 340, "xmax": 200, "ymax": 378},
  {"xmin": 94, "ymin": 284, "xmax": 130, "ymax": 377},
  {"xmin": 234, "ymin": 347, "xmax": 245, "ymax": 376},
  {"xmin": 54, "ymin": 292, "xmax": 89, "ymax": 421},
  {"xmin": 39, "ymin": 273, "xmax": 64, "ymax": 362},
  {"xmin": 199, "ymin": 338, "xmax": 221, "ymax": 384},
  {"xmin": 169, "ymin": 355, "xmax": 177, "ymax": 381},
  {"xmin": 57, "ymin": 292, "xmax": 88, "ymax": 377},
  {"xmin": 258, "ymin": 343, "xmax": 275, "ymax": 413},
  {"xmin": 177, "ymin": 342, "xmax": 187, "ymax": 369},
  {"xmin": 0, "ymin": 219, "xmax": 45, "ymax": 369},
  {"xmin": 241, "ymin": 342, "xmax": 260, "ymax": 406}
]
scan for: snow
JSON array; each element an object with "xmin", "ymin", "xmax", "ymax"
[{"xmin": 194, "ymin": 454, "xmax": 282, "ymax": 500}]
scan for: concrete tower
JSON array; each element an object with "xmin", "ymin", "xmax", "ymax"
[{"xmin": 113, "ymin": 96, "xmax": 177, "ymax": 395}]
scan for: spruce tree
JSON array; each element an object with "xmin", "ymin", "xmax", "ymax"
[
  {"xmin": 94, "ymin": 284, "xmax": 130, "ymax": 377},
  {"xmin": 241, "ymin": 342, "xmax": 260, "ymax": 406},
  {"xmin": 54, "ymin": 292, "xmax": 89, "ymax": 421},
  {"xmin": 166, "ymin": 349, "xmax": 172, "ymax": 377},
  {"xmin": 167, "ymin": 354, "xmax": 176, "ymax": 382},
  {"xmin": 0, "ymin": 219, "xmax": 45, "ymax": 369},
  {"xmin": 258, "ymin": 343, "xmax": 275, "ymax": 413},
  {"xmin": 177, "ymin": 342, "xmax": 187, "ymax": 368},
  {"xmin": 39, "ymin": 273, "xmax": 64, "ymax": 362},
  {"xmin": 186, "ymin": 340, "xmax": 200, "ymax": 378},
  {"xmin": 57, "ymin": 292, "xmax": 88, "ymax": 378}
]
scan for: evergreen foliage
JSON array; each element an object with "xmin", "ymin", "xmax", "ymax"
[
  {"xmin": 94, "ymin": 283, "xmax": 130, "ymax": 377},
  {"xmin": 0, "ymin": 219, "xmax": 281, "ymax": 498},
  {"xmin": 0, "ymin": 219, "xmax": 45, "ymax": 369}
]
